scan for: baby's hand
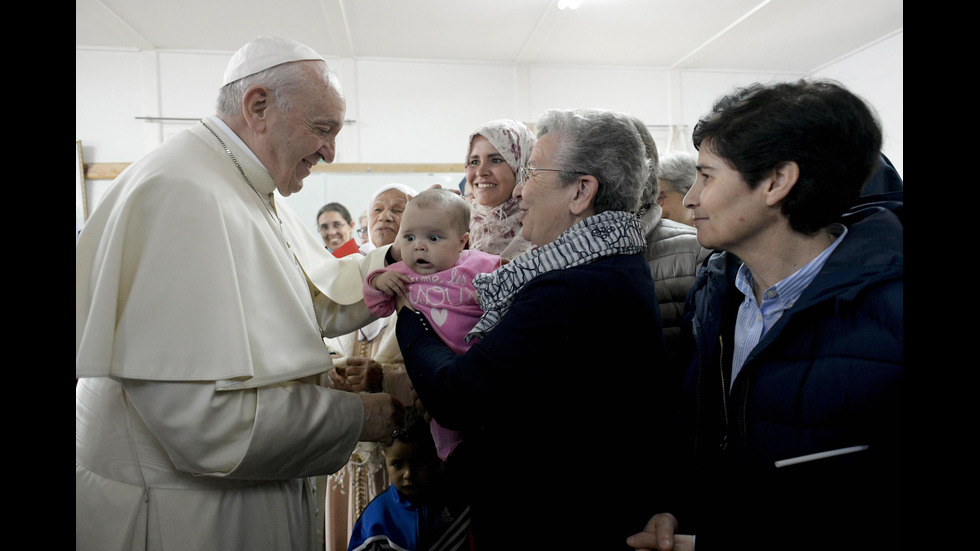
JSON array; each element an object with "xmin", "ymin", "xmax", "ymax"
[{"xmin": 371, "ymin": 270, "xmax": 412, "ymax": 297}]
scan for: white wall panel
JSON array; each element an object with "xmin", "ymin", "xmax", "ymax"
[
  {"xmin": 76, "ymin": 35, "xmax": 903, "ymax": 227},
  {"xmin": 815, "ymin": 32, "xmax": 903, "ymax": 177},
  {"xmin": 355, "ymin": 60, "xmax": 515, "ymax": 163}
]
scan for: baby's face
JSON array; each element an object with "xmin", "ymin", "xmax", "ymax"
[{"xmin": 396, "ymin": 205, "xmax": 468, "ymax": 275}]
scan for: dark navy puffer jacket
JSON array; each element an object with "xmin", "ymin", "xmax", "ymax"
[{"xmin": 675, "ymin": 200, "xmax": 903, "ymax": 551}]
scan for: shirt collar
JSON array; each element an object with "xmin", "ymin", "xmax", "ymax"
[
  {"xmin": 206, "ymin": 115, "xmax": 265, "ymax": 169},
  {"xmin": 736, "ymin": 224, "xmax": 848, "ymax": 310}
]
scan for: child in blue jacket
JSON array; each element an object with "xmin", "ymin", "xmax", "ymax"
[{"xmin": 348, "ymin": 406, "xmax": 471, "ymax": 551}]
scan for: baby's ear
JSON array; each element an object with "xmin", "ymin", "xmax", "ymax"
[{"xmin": 460, "ymin": 232, "xmax": 470, "ymax": 250}]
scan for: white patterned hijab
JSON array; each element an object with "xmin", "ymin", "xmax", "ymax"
[
  {"xmin": 466, "ymin": 119, "xmax": 536, "ymax": 175},
  {"xmin": 466, "ymin": 120, "xmax": 536, "ymax": 259}
]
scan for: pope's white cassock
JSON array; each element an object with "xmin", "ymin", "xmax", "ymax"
[{"xmin": 76, "ymin": 116, "xmax": 388, "ymax": 551}]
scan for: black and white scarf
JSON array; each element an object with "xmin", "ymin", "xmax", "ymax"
[{"xmin": 465, "ymin": 210, "xmax": 645, "ymax": 341}]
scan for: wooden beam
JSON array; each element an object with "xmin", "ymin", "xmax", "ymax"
[
  {"xmin": 84, "ymin": 163, "xmax": 132, "ymax": 180},
  {"xmin": 312, "ymin": 163, "xmax": 465, "ymax": 173},
  {"xmin": 84, "ymin": 162, "xmax": 465, "ymax": 180}
]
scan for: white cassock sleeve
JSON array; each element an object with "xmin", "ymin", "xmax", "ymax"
[{"xmin": 122, "ymin": 378, "xmax": 364, "ymax": 478}]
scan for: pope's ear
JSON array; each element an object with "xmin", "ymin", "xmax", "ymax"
[
  {"xmin": 765, "ymin": 161, "xmax": 799, "ymax": 206},
  {"xmin": 241, "ymin": 85, "xmax": 272, "ymax": 131},
  {"xmin": 569, "ymin": 175, "xmax": 599, "ymax": 216}
]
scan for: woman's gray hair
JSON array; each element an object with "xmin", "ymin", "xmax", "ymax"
[
  {"xmin": 534, "ymin": 108, "xmax": 650, "ymax": 214},
  {"xmin": 658, "ymin": 152, "xmax": 697, "ymax": 195},
  {"xmin": 628, "ymin": 117, "xmax": 661, "ymax": 208},
  {"xmin": 215, "ymin": 59, "xmax": 335, "ymax": 117}
]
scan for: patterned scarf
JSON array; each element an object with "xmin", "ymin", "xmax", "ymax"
[
  {"xmin": 465, "ymin": 210, "xmax": 645, "ymax": 341},
  {"xmin": 469, "ymin": 197, "xmax": 532, "ymax": 260}
]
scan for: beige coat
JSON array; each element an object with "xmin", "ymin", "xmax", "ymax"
[{"xmin": 641, "ymin": 204, "xmax": 710, "ymax": 371}]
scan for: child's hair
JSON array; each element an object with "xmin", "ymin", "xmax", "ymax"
[
  {"xmin": 407, "ymin": 188, "xmax": 471, "ymax": 235},
  {"xmin": 389, "ymin": 405, "xmax": 434, "ymax": 447}
]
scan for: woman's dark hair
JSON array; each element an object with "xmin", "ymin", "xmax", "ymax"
[
  {"xmin": 390, "ymin": 406, "xmax": 433, "ymax": 447},
  {"xmin": 692, "ymin": 79, "xmax": 883, "ymax": 234},
  {"xmin": 317, "ymin": 202, "xmax": 353, "ymax": 224}
]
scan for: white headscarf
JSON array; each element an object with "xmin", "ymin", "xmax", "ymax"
[
  {"xmin": 366, "ymin": 182, "xmax": 419, "ymax": 212},
  {"xmin": 466, "ymin": 119, "xmax": 535, "ymax": 175}
]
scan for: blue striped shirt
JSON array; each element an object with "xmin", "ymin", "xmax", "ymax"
[{"xmin": 730, "ymin": 225, "xmax": 847, "ymax": 390}]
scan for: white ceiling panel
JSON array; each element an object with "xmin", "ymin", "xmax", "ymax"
[{"xmin": 76, "ymin": 0, "xmax": 903, "ymax": 73}]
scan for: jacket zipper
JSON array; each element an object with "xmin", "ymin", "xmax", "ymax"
[{"xmin": 718, "ymin": 334, "xmax": 728, "ymax": 451}]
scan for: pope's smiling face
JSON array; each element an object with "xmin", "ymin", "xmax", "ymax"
[{"xmin": 259, "ymin": 64, "xmax": 346, "ymax": 197}]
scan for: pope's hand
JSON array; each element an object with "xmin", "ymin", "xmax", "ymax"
[{"xmin": 357, "ymin": 392, "xmax": 405, "ymax": 444}]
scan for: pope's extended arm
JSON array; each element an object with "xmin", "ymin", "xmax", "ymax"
[
  {"xmin": 309, "ymin": 245, "xmax": 393, "ymax": 338},
  {"xmin": 121, "ymin": 379, "xmax": 401, "ymax": 478}
]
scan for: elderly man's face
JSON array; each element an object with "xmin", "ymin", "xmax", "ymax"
[
  {"xmin": 369, "ymin": 189, "xmax": 409, "ymax": 247},
  {"xmin": 264, "ymin": 66, "xmax": 346, "ymax": 197}
]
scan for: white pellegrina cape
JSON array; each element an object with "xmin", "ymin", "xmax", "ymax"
[{"xmin": 76, "ymin": 118, "xmax": 388, "ymax": 551}]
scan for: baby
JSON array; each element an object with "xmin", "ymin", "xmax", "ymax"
[{"xmin": 364, "ymin": 188, "xmax": 500, "ymax": 460}]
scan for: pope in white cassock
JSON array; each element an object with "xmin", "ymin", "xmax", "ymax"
[{"xmin": 75, "ymin": 37, "xmax": 405, "ymax": 551}]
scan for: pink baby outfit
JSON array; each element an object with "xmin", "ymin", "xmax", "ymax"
[{"xmin": 364, "ymin": 249, "xmax": 501, "ymax": 460}]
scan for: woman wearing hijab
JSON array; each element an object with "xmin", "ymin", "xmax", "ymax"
[{"xmin": 465, "ymin": 119, "xmax": 536, "ymax": 260}]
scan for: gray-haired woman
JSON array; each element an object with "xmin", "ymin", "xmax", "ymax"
[{"xmin": 398, "ymin": 108, "xmax": 671, "ymax": 549}]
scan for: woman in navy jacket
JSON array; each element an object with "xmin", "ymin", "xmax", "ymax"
[
  {"xmin": 629, "ymin": 80, "xmax": 903, "ymax": 551},
  {"xmin": 679, "ymin": 201, "xmax": 902, "ymax": 550}
]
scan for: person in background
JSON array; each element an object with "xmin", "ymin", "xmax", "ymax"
[
  {"xmin": 627, "ymin": 79, "xmax": 902, "ymax": 551},
  {"xmin": 456, "ymin": 175, "xmax": 472, "ymax": 205},
  {"xmin": 861, "ymin": 153, "xmax": 903, "ymax": 201},
  {"xmin": 357, "ymin": 210, "xmax": 370, "ymax": 246},
  {"xmin": 629, "ymin": 118, "xmax": 709, "ymax": 381},
  {"xmin": 464, "ymin": 119, "xmax": 535, "ymax": 260},
  {"xmin": 318, "ymin": 202, "xmax": 357, "ymax": 253},
  {"xmin": 347, "ymin": 406, "xmax": 470, "ymax": 551},
  {"xmin": 76, "ymin": 36, "xmax": 404, "ymax": 551},
  {"xmin": 364, "ymin": 188, "xmax": 500, "ymax": 463},
  {"xmin": 462, "ymin": 179, "xmax": 475, "ymax": 208},
  {"xmin": 656, "ymin": 152, "xmax": 697, "ymax": 226},
  {"xmin": 359, "ymin": 183, "xmax": 415, "ymax": 255},
  {"xmin": 321, "ymin": 182, "xmax": 420, "ymax": 551},
  {"xmin": 397, "ymin": 108, "xmax": 670, "ymax": 549}
]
